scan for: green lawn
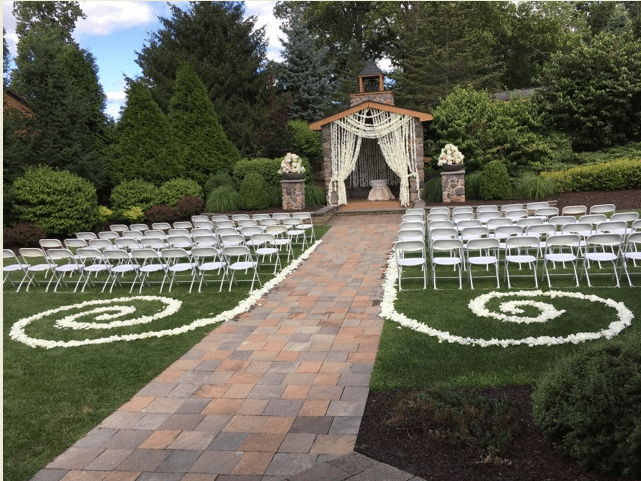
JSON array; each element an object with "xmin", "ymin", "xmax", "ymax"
[{"xmin": 3, "ymin": 227, "xmax": 328, "ymax": 481}]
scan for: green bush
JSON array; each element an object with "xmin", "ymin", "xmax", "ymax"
[
  {"xmin": 238, "ymin": 172, "xmax": 272, "ymax": 211},
  {"xmin": 513, "ymin": 173, "xmax": 558, "ymax": 200},
  {"xmin": 12, "ymin": 166, "xmax": 100, "ymax": 236},
  {"xmin": 110, "ymin": 179, "xmax": 159, "ymax": 216},
  {"xmin": 122, "ymin": 206, "xmax": 145, "ymax": 223},
  {"xmin": 533, "ymin": 340, "xmax": 641, "ymax": 477},
  {"xmin": 144, "ymin": 204, "xmax": 177, "ymax": 224},
  {"xmin": 98, "ymin": 206, "xmax": 113, "ymax": 225},
  {"xmin": 541, "ymin": 159, "xmax": 641, "ymax": 193},
  {"xmin": 289, "ymin": 120, "xmax": 323, "ymax": 166},
  {"xmin": 464, "ymin": 171, "xmax": 483, "ymax": 200},
  {"xmin": 158, "ymin": 178, "xmax": 203, "ymax": 207},
  {"xmin": 233, "ymin": 156, "xmax": 314, "ymax": 189},
  {"xmin": 423, "ymin": 177, "xmax": 442, "ymax": 203},
  {"xmin": 205, "ymin": 185, "xmax": 239, "ymax": 213},
  {"xmin": 479, "ymin": 161, "xmax": 512, "ymax": 200},
  {"xmin": 305, "ymin": 184, "xmax": 326, "ymax": 206},
  {"xmin": 204, "ymin": 172, "xmax": 235, "ymax": 197}
]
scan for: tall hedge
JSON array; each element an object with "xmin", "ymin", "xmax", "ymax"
[
  {"xmin": 12, "ymin": 166, "xmax": 99, "ymax": 235},
  {"xmin": 168, "ymin": 63, "xmax": 241, "ymax": 185},
  {"xmin": 110, "ymin": 179, "xmax": 159, "ymax": 215},
  {"xmin": 232, "ymin": 157, "xmax": 313, "ymax": 189},
  {"xmin": 541, "ymin": 159, "xmax": 641, "ymax": 193},
  {"xmin": 108, "ymin": 81, "xmax": 183, "ymax": 187}
]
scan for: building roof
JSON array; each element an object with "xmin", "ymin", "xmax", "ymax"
[
  {"xmin": 309, "ymin": 101, "xmax": 432, "ymax": 131},
  {"xmin": 358, "ymin": 60, "xmax": 385, "ymax": 78},
  {"xmin": 3, "ymin": 88, "xmax": 32, "ymax": 115}
]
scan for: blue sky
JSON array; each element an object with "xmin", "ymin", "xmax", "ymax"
[{"xmin": 3, "ymin": 1, "xmax": 283, "ymax": 120}]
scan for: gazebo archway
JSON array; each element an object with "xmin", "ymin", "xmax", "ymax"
[{"xmin": 309, "ymin": 61, "xmax": 432, "ymax": 208}]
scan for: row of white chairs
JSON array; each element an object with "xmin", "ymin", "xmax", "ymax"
[{"xmin": 424, "ymin": 203, "xmax": 617, "ymax": 218}]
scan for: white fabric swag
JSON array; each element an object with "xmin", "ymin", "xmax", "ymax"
[{"xmin": 329, "ymin": 108, "xmax": 420, "ymax": 207}]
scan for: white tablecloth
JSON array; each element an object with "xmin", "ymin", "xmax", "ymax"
[{"xmin": 368, "ymin": 179, "xmax": 395, "ymax": 201}]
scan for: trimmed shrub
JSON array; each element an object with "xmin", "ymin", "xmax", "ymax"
[
  {"xmin": 204, "ymin": 172, "xmax": 235, "ymax": 197},
  {"xmin": 122, "ymin": 206, "xmax": 145, "ymax": 223},
  {"xmin": 175, "ymin": 196, "xmax": 204, "ymax": 219},
  {"xmin": 423, "ymin": 177, "xmax": 442, "ymax": 203},
  {"xmin": 513, "ymin": 173, "xmax": 558, "ymax": 199},
  {"xmin": 479, "ymin": 161, "xmax": 512, "ymax": 200},
  {"xmin": 205, "ymin": 185, "xmax": 239, "ymax": 213},
  {"xmin": 110, "ymin": 179, "xmax": 159, "ymax": 215},
  {"xmin": 238, "ymin": 172, "xmax": 272, "ymax": 211},
  {"xmin": 98, "ymin": 206, "xmax": 113, "ymax": 225},
  {"xmin": 464, "ymin": 170, "xmax": 483, "ymax": 200},
  {"xmin": 305, "ymin": 184, "xmax": 326, "ymax": 206},
  {"xmin": 12, "ymin": 166, "xmax": 100, "ymax": 236},
  {"xmin": 3, "ymin": 222, "xmax": 47, "ymax": 247},
  {"xmin": 541, "ymin": 159, "xmax": 641, "ymax": 193},
  {"xmin": 532, "ymin": 340, "xmax": 641, "ymax": 477},
  {"xmin": 233, "ymin": 156, "xmax": 313, "ymax": 189},
  {"xmin": 144, "ymin": 204, "xmax": 177, "ymax": 224},
  {"xmin": 158, "ymin": 178, "xmax": 203, "ymax": 207}
]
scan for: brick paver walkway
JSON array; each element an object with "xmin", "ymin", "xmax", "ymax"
[{"xmin": 32, "ymin": 214, "xmax": 425, "ymax": 481}]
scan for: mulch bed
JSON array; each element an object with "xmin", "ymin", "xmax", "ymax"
[{"xmin": 355, "ymin": 385, "xmax": 635, "ymax": 481}]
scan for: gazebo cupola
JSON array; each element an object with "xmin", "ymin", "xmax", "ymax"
[{"xmin": 350, "ymin": 60, "xmax": 394, "ymax": 107}]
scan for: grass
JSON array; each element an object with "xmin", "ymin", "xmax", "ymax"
[
  {"xmin": 371, "ymin": 261, "xmax": 641, "ymax": 391},
  {"xmin": 2, "ymin": 226, "xmax": 329, "ymax": 481}
]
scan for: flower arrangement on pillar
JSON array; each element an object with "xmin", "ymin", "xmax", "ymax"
[
  {"xmin": 279, "ymin": 153, "xmax": 305, "ymax": 180},
  {"xmin": 437, "ymin": 144, "xmax": 465, "ymax": 171}
]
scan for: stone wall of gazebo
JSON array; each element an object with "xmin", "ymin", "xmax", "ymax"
[{"xmin": 321, "ymin": 118, "xmax": 425, "ymax": 206}]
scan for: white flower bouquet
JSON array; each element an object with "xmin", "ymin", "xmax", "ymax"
[
  {"xmin": 437, "ymin": 144, "xmax": 465, "ymax": 166},
  {"xmin": 279, "ymin": 152, "xmax": 306, "ymax": 174}
]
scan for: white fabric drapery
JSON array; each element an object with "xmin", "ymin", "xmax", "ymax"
[{"xmin": 329, "ymin": 108, "xmax": 420, "ymax": 207}]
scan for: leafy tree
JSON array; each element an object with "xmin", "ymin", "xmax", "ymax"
[
  {"xmin": 136, "ymin": 1, "xmax": 268, "ymax": 154},
  {"xmin": 392, "ymin": 2, "xmax": 502, "ymax": 111},
  {"xmin": 255, "ymin": 71, "xmax": 294, "ymax": 159},
  {"xmin": 277, "ymin": 10, "xmax": 335, "ymax": 121},
  {"xmin": 108, "ymin": 80, "xmax": 183, "ymax": 186},
  {"xmin": 10, "ymin": 24, "xmax": 109, "ymax": 191},
  {"xmin": 12, "ymin": 1, "xmax": 85, "ymax": 44},
  {"xmin": 538, "ymin": 30, "xmax": 641, "ymax": 151},
  {"xmin": 168, "ymin": 63, "xmax": 241, "ymax": 185}
]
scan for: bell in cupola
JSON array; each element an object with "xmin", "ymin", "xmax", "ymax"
[{"xmin": 350, "ymin": 60, "xmax": 395, "ymax": 107}]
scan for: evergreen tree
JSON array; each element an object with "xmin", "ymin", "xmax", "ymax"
[
  {"xmin": 108, "ymin": 81, "xmax": 183, "ymax": 187},
  {"xmin": 255, "ymin": 71, "xmax": 294, "ymax": 159},
  {"xmin": 277, "ymin": 10, "xmax": 335, "ymax": 122},
  {"xmin": 136, "ymin": 2, "xmax": 268, "ymax": 155},
  {"xmin": 168, "ymin": 63, "xmax": 241, "ymax": 186},
  {"xmin": 12, "ymin": 0, "xmax": 85, "ymax": 44},
  {"xmin": 10, "ymin": 24, "xmax": 109, "ymax": 191}
]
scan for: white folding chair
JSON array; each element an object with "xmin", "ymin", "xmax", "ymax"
[
  {"xmin": 293, "ymin": 212, "xmax": 316, "ymax": 243},
  {"xmin": 140, "ymin": 237, "xmax": 167, "ymax": 251},
  {"xmin": 427, "ymin": 220, "xmax": 454, "ymax": 234},
  {"xmin": 504, "ymin": 236, "xmax": 540, "ymax": 289},
  {"xmin": 191, "ymin": 215, "xmax": 210, "ymax": 224},
  {"xmin": 526, "ymin": 201, "xmax": 550, "ymax": 213},
  {"xmin": 406, "ymin": 207, "xmax": 426, "ymax": 217},
  {"xmin": 109, "ymin": 224, "xmax": 129, "ymax": 234},
  {"xmin": 526, "ymin": 223, "xmax": 557, "ymax": 255},
  {"xmin": 167, "ymin": 235, "xmax": 193, "ymax": 250},
  {"xmin": 477, "ymin": 211, "xmax": 501, "ymax": 224},
  {"xmin": 221, "ymin": 245, "xmax": 261, "ymax": 292},
  {"xmin": 45, "ymin": 248, "xmax": 84, "ymax": 292},
  {"xmin": 476, "ymin": 205, "xmax": 499, "ymax": 214},
  {"xmin": 252, "ymin": 213, "xmax": 271, "ymax": 222},
  {"xmin": 460, "ymin": 226, "xmax": 489, "ymax": 243},
  {"xmin": 3, "ymin": 249, "xmax": 29, "ymax": 289},
  {"xmin": 610, "ymin": 212, "xmax": 639, "ymax": 224},
  {"xmin": 258, "ymin": 218, "xmax": 280, "ymax": 227},
  {"xmin": 517, "ymin": 217, "xmax": 546, "ymax": 228},
  {"xmin": 98, "ymin": 231, "xmax": 120, "ymax": 241},
  {"xmin": 122, "ymin": 230, "xmax": 144, "ymax": 240},
  {"xmin": 219, "ymin": 233, "xmax": 246, "ymax": 248},
  {"xmin": 504, "ymin": 209, "xmax": 528, "ymax": 221},
  {"xmin": 88, "ymin": 238, "xmax": 117, "ymax": 252},
  {"xmin": 193, "ymin": 234, "xmax": 220, "ymax": 249},
  {"xmin": 282, "ymin": 217, "xmax": 307, "ymax": 248},
  {"xmin": 561, "ymin": 205, "xmax": 587, "ymax": 217},
  {"xmin": 427, "ymin": 213, "xmax": 450, "ymax": 222},
  {"xmin": 130, "ymin": 248, "xmax": 168, "ymax": 293},
  {"xmin": 152, "ymin": 222, "xmax": 172, "ymax": 231},
  {"xmin": 115, "ymin": 237, "xmax": 141, "ymax": 252},
  {"xmin": 394, "ymin": 240, "xmax": 427, "ymax": 290},
  {"xmin": 241, "ymin": 226, "xmax": 265, "ymax": 246},
  {"xmin": 452, "ymin": 212, "xmax": 474, "ymax": 223},
  {"xmin": 589, "ymin": 204, "xmax": 615, "ymax": 215},
  {"xmin": 39, "ymin": 238, "xmax": 64, "ymax": 251},
  {"xmin": 232, "ymin": 214, "xmax": 251, "ymax": 223},
  {"xmin": 102, "ymin": 249, "xmax": 139, "ymax": 292},
  {"xmin": 193, "ymin": 220, "xmax": 214, "ymax": 230},
  {"xmin": 456, "ymin": 219, "xmax": 482, "ymax": 233},
  {"xmin": 486, "ymin": 218, "xmax": 513, "ymax": 235},
  {"xmin": 190, "ymin": 246, "xmax": 225, "ymax": 293},
  {"xmin": 76, "ymin": 231, "xmax": 98, "ymax": 240},
  {"xmin": 621, "ymin": 232, "xmax": 641, "ymax": 287},
  {"xmin": 75, "ymin": 248, "xmax": 110, "ymax": 292},
  {"xmin": 549, "ymin": 215, "xmax": 576, "ymax": 232},
  {"xmin": 173, "ymin": 221, "xmax": 193, "ymax": 230},
  {"xmin": 534, "ymin": 207, "xmax": 559, "ymax": 219},
  {"xmin": 160, "ymin": 248, "xmax": 196, "ymax": 292},
  {"xmin": 400, "ymin": 221, "xmax": 426, "ymax": 235},
  {"xmin": 428, "ymin": 207, "xmax": 450, "ymax": 216},
  {"xmin": 272, "ymin": 213, "xmax": 291, "ymax": 223},
  {"xmin": 430, "ymin": 239, "xmax": 464, "ymax": 289},
  {"xmin": 578, "ymin": 214, "xmax": 607, "ymax": 231},
  {"xmin": 543, "ymin": 234, "xmax": 581, "ymax": 288},
  {"xmin": 16, "ymin": 248, "xmax": 53, "ymax": 292},
  {"xmin": 129, "ymin": 223, "xmax": 149, "ymax": 233},
  {"xmin": 250, "ymin": 233, "xmax": 282, "ymax": 274},
  {"xmin": 397, "ymin": 229, "xmax": 424, "ymax": 242},
  {"xmin": 501, "ymin": 204, "xmax": 523, "ymax": 213},
  {"xmin": 582, "ymin": 233, "xmax": 623, "ymax": 288},
  {"xmin": 493, "ymin": 225, "xmax": 524, "ymax": 249},
  {"xmin": 465, "ymin": 238, "xmax": 500, "ymax": 289},
  {"xmin": 452, "ymin": 206, "xmax": 473, "ymax": 215},
  {"xmin": 402, "ymin": 214, "xmax": 424, "ymax": 224},
  {"xmin": 265, "ymin": 225, "xmax": 293, "ymax": 263}
]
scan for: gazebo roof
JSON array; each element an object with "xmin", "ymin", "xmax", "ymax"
[
  {"xmin": 309, "ymin": 101, "xmax": 432, "ymax": 131},
  {"xmin": 358, "ymin": 60, "xmax": 385, "ymax": 78}
]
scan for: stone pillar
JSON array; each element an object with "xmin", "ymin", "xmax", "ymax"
[
  {"xmin": 441, "ymin": 169, "xmax": 465, "ymax": 203},
  {"xmin": 281, "ymin": 180, "xmax": 306, "ymax": 210}
]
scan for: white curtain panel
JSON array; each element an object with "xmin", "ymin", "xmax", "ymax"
[{"xmin": 329, "ymin": 109, "xmax": 420, "ymax": 207}]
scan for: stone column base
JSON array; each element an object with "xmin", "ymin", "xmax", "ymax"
[
  {"xmin": 441, "ymin": 170, "xmax": 465, "ymax": 203},
  {"xmin": 281, "ymin": 180, "xmax": 306, "ymax": 210}
]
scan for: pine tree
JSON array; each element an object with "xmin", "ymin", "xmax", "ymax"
[
  {"xmin": 168, "ymin": 63, "xmax": 241, "ymax": 185},
  {"xmin": 278, "ymin": 11, "xmax": 335, "ymax": 122},
  {"xmin": 136, "ymin": 2, "xmax": 268, "ymax": 155},
  {"xmin": 108, "ymin": 81, "xmax": 183, "ymax": 187}
]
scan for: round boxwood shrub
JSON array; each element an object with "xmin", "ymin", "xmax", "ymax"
[
  {"xmin": 110, "ymin": 179, "xmax": 159, "ymax": 216},
  {"xmin": 158, "ymin": 178, "xmax": 203, "ymax": 207},
  {"xmin": 12, "ymin": 166, "xmax": 100, "ymax": 236},
  {"xmin": 205, "ymin": 185, "xmax": 239, "ymax": 213},
  {"xmin": 532, "ymin": 340, "xmax": 641, "ymax": 477},
  {"xmin": 204, "ymin": 172, "xmax": 235, "ymax": 197},
  {"xmin": 238, "ymin": 172, "xmax": 272, "ymax": 210},
  {"xmin": 479, "ymin": 160, "xmax": 512, "ymax": 200}
]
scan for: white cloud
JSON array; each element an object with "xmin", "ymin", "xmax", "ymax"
[
  {"xmin": 75, "ymin": 1, "xmax": 155, "ymax": 36},
  {"xmin": 245, "ymin": 1, "xmax": 284, "ymax": 62},
  {"xmin": 106, "ymin": 90, "xmax": 126, "ymax": 104}
]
